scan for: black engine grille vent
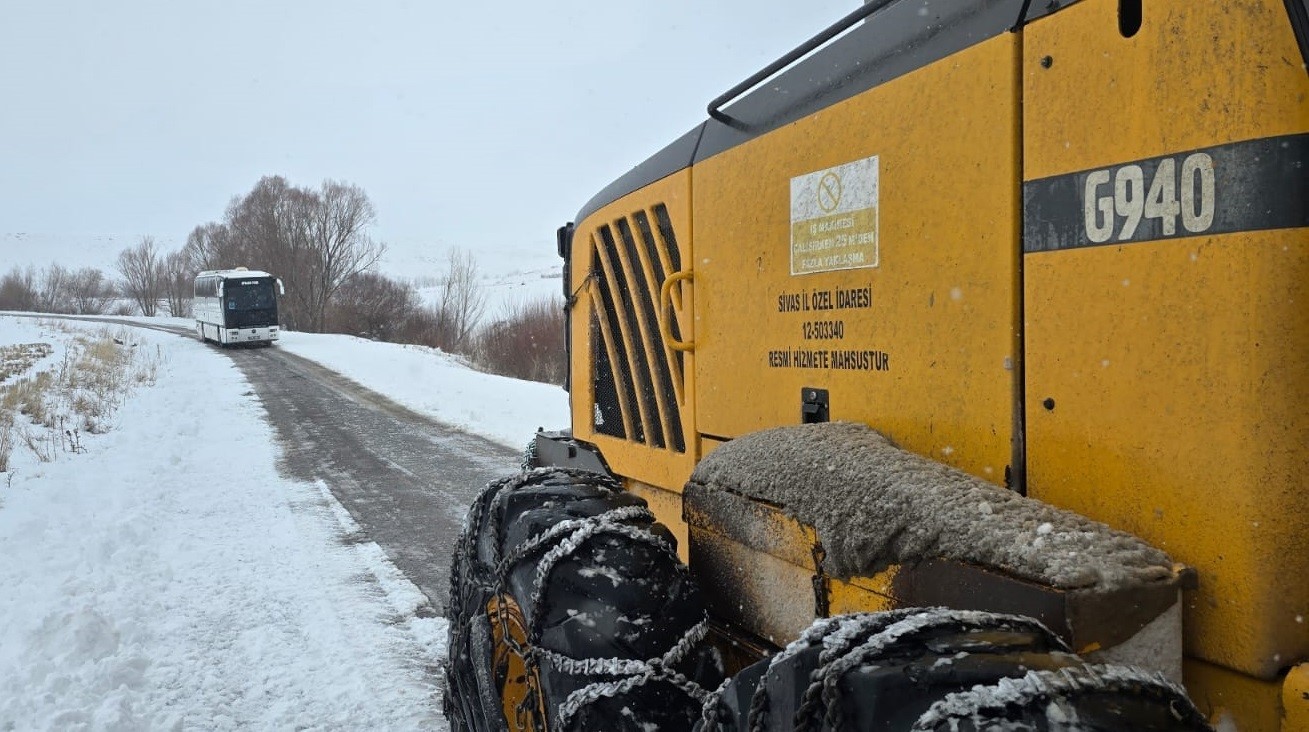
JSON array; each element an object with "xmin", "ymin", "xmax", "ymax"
[{"xmin": 588, "ymin": 203, "xmax": 687, "ymax": 453}]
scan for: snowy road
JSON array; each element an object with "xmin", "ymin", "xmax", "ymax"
[{"xmin": 226, "ymin": 344, "xmax": 519, "ymax": 607}]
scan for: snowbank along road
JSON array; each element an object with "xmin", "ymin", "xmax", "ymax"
[{"xmin": 54, "ymin": 316, "xmax": 520, "ymax": 609}]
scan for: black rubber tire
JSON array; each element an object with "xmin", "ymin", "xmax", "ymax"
[
  {"xmin": 445, "ymin": 467, "xmax": 724, "ymax": 731},
  {"xmin": 697, "ymin": 608, "xmax": 1212, "ymax": 732}
]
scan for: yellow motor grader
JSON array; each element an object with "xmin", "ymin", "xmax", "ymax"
[{"xmin": 446, "ymin": 0, "xmax": 1309, "ymax": 729}]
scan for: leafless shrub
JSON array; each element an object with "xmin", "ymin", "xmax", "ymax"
[
  {"xmin": 326, "ymin": 271, "xmax": 419, "ymax": 340},
  {"xmin": 34, "ymin": 264, "xmax": 73, "ymax": 313},
  {"xmin": 471, "ymin": 296, "xmax": 566, "ymax": 384},
  {"xmin": 403, "ymin": 275, "xmax": 442, "ymax": 289},
  {"xmin": 0, "ymin": 412, "xmax": 13, "ymax": 473},
  {"xmin": 0, "ymin": 264, "xmax": 106, "ymax": 315},
  {"xmin": 68, "ymin": 268, "xmax": 117, "ymax": 315},
  {"xmin": 397, "ymin": 307, "xmax": 443, "ymax": 351},
  {"xmin": 19, "ymin": 425, "xmax": 57, "ymax": 462},
  {"xmin": 0, "ymin": 266, "xmax": 39, "ymax": 311},
  {"xmin": 111, "ymin": 302, "xmax": 136, "ymax": 316}
]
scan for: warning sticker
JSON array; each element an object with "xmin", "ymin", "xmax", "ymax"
[{"xmin": 790, "ymin": 155, "xmax": 879, "ymax": 275}]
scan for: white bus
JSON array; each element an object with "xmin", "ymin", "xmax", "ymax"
[{"xmin": 193, "ymin": 268, "xmax": 284, "ymax": 347}]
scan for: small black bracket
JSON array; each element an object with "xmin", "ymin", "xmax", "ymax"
[
  {"xmin": 811, "ymin": 543, "xmax": 830, "ymax": 618},
  {"xmin": 801, "ymin": 387, "xmax": 829, "ymax": 424},
  {"xmin": 532, "ymin": 430, "xmax": 610, "ymax": 475},
  {"xmin": 556, "ymin": 222, "xmax": 574, "ymax": 259}
]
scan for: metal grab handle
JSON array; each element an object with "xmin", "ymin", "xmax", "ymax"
[
  {"xmin": 707, "ymin": 0, "xmax": 896, "ymax": 124},
  {"xmin": 659, "ymin": 270, "xmax": 695, "ymax": 352}
]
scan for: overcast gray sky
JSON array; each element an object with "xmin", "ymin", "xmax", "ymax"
[{"xmin": 1, "ymin": 0, "xmax": 857, "ymax": 274}]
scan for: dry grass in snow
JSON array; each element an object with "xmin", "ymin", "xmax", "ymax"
[{"xmin": 0, "ymin": 320, "xmax": 162, "ymax": 471}]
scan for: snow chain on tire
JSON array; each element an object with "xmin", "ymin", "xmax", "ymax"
[
  {"xmin": 520, "ymin": 437, "xmax": 538, "ymax": 472},
  {"xmin": 445, "ymin": 467, "xmax": 724, "ymax": 731},
  {"xmin": 696, "ymin": 607, "xmax": 1213, "ymax": 731}
]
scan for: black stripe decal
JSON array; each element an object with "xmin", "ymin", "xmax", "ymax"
[{"xmin": 1023, "ymin": 133, "xmax": 1309, "ymax": 253}]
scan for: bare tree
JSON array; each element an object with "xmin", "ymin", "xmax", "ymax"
[
  {"xmin": 299, "ymin": 181, "xmax": 385, "ymax": 332},
  {"xmin": 116, "ymin": 236, "xmax": 164, "ymax": 316},
  {"xmin": 226, "ymin": 176, "xmax": 293, "ymax": 270},
  {"xmin": 265, "ymin": 183, "xmax": 320, "ymax": 331},
  {"xmin": 182, "ymin": 221, "xmax": 234, "ymax": 272},
  {"xmin": 67, "ymin": 268, "xmax": 116, "ymax": 315},
  {"xmin": 437, "ymin": 248, "xmax": 486, "ymax": 351}
]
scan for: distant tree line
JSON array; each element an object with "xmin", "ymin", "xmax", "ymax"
[
  {"xmin": 1, "ymin": 175, "xmax": 566, "ymax": 384},
  {"xmin": 0, "ymin": 265, "xmax": 120, "ymax": 315}
]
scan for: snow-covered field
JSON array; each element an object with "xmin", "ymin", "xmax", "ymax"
[{"xmin": 0, "ymin": 315, "xmax": 569, "ymax": 729}]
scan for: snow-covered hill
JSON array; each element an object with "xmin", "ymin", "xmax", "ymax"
[{"xmin": 1, "ymin": 233, "xmax": 183, "ymax": 275}]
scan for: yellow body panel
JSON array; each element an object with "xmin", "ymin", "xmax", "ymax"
[
  {"xmin": 1023, "ymin": 0, "xmax": 1309, "ymax": 180},
  {"xmin": 1025, "ymin": 233, "xmax": 1308, "ymax": 678},
  {"xmin": 693, "ymin": 35, "xmax": 1021, "ymax": 485},
  {"xmin": 1285, "ymin": 665, "xmax": 1309, "ymax": 731},
  {"xmin": 626, "ymin": 480, "xmax": 689, "ymax": 563},
  {"xmin": 827, "ymin": 570, "xmax": 898, "ymax": 617},
  {"xmin": 1023, "ymin": 0, "xmax": 1309, "ymax": 688},
  {"xmin": 1186, "ymin": 658, "xmax": 1288, "ymax": 732}
]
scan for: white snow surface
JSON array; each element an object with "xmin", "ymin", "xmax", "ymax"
[
  {"xmin": 0, "ymin": 315, "xmax": 570, "ymax": 730},
  {"xmin": 276, "ymin": 329, "xmax": 567, "ymax": 451}
]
